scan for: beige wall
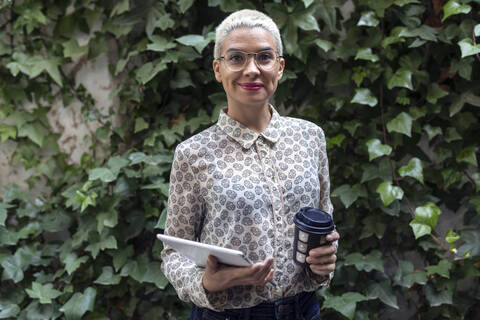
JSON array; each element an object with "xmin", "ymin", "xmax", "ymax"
[{"xmin": 0, "ymin": 53, "xmax": 118, "ymax": 196}]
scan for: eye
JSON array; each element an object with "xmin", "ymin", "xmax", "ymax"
[
  {"xmin": 227, "ymin": 53, "xmax": 245, "ymax": 64},
  {"xmin": 257, "ymin": 51, "xmax": 274, "ymax": 63}
]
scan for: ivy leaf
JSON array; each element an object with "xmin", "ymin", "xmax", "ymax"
[
  {"xmin": 458, "ymin": 38, "xmax": 480, "ymax": 58},
  {"xmin": 120, "ymin": 255, "xmax": 168, "ymax": 289},
  {"xmin": 394, "ymin": 260, "xmax": 427, "ymax": 288},
  {"xmin": 88, "ymin": 168, "xmax": 116, "ymax": 183},
  {"xmin": 331, "ymin": 184, "xmax": 367, "ymax": 208},
  {"xmin": 355, "ymin": 48, "xmax": 379, "ymax": 62},
  {"xmin": 423, "ymin": 124, "xmax": 442, "ymax": 140},
  {"xmin": 475, "ymin": 24, "xmax": 480, "ymax": 37},
  {"xmin": 344, "ymin": 250, "xmax": 384, "ymax": 272},
  {"xmin": 147, "ymin": 35, "xmax": 177, "ymax": 52},
  {"xmin": 398, "ymin": 157, "xmax": 424, "ymax": 184},
  {"xmin": 112, "ymin": 246, "xmax": 134, "ymax": 272},
  {"xmin": 366, "ymin": 139, "xmax": 392, "ymax": 161},
  {"xmin": 18, "ymin": 122, "xmax": 46, "ymax": 147},
  {"xmin": 445, "ymin": 229, "xmax": 460, "ymax": 243},
  {"xmin": 351, "ymin": 88, "xmax": 378, "ymax": 107},
  {"xmin": 107, "ymin": 156, "xmax": 130, "ymax": 175},
  {"xmin": 85, "ymin": 234, "xmax": 117, "ymax": 259},
  {"xmin": 366, "ymin": 280, "xmax": 399, "ymax": 309},
  {"xmin": 445, "ymin": 127, "xmax": 462, "ymax": 143},
  {"xmin": 178, "ymin": 0, "xmax": 195, "ymax": 13},
  {"xmin": 456, "ymin": 146, "xmax": 477, "ymax": 166},
  {"xmin": 302, "ymin": 0, "xmax": 315, "ymax": 7},
  {"xmin": 415, "ymin": 202, "xmax": 441, "ymax": 230},
  {"xmin": 0, "ymin": 203, "xmax": 13, "ymax": 226},
  {"xmin": 426, "ymin": 260, "xmax": 452, "ymax": 279},
  {"xmin": 322, "ymin": 292, "xmax": 367, "ymax": 320},
  {"xmin": 296, "ymin": 10, "xmax": 320, "ymax": 32},
  {"xmin": 387, "ymin": 68, "xmax": 413, "ymax": 90},
  {"xmin": 94, "ymin": 266, "xmax": 121, "ymax": 285},
  {"xmin": 170, "ymin": 69, "xmax": 194, "ymax": 89},
  {"xmin": 458, "ymin": 230, "xmax": 480, "ymax": 257},
  {"xmin": 442, "ymin": 1, "xmax": 471, "ymax": 22},
  {"xmin": 360, "ymin": 215, "xmax": 386, "ymax": 240},
  {"xmin": 0, "ymin": 302, "xmax": 20, "ymax": 319},
  {"xmin": 357, "ymin": 11, "xmax": 379, "ymax": 27},
  {"xmin": 442, "ymin": 168, "xmax": 462, "ymax": 188},
  {"xmin": 60, "ymin": 287, "xmax": 96, "ymax": 320},
  {"xmin": 472, "ymin": 173, "xmax": 480, "ymax": 192},
  {"xmin": 134, "ymin": 117, "xmax": 149, "ymax": 133},
  {"xmin": 425, "ymin": 283, "xmax": 453, "ymax": 306},
  {"xmin": 62, "ymin": 253, "xmax": 89, "ymax": 275},
  {"xmin": 427, "ymin": 83, "xmax": 449, "ymax": 104},
  {"xmin": 387, "ymin": 112, "xmax": 412, "ymax": 137},
  {"xmin": 449, "ymin": 91, "xmax": 480, "ymax": 117},
  {"xmin": 314, "ymin": 39, "xmax": 334, "ymax": 52},
  {"xmin": 176, "ymin": 34, "xmax": 211, "ymax": 53},
  {"xmin": 135, "ymin": 60, "xmax": 168, "ymax": 84},
  {"xmin": 110, "ymin": 0, "xmax": 129, "ymax": 17},
  {"xmin": 26, "ymin": 282, "xmax": 62, "ymax": 304},
  {"xmin": 0, "ymin": 124, "xmax": 17, "ymax": 142},
  {"xmin": 409, "ymin": 219, "xmax": 431, "ymax": 239},
  {"xmin": 1, "ymin": 255, "xmax": 23, "ymax": 283},
  {"xmin": 450, "ymin": 58, "xmax": 472, "ymax": 81},
  {"xmin": 96, "ymin": 210, "xmax": 118, "ymax": 233},
  {"xmin": 376, "ymin": 181, "xmax": 404, "ymax": 206},
  {"xmin": 63, "ymin": 39, "xmax": 88, "ymax": 58}
]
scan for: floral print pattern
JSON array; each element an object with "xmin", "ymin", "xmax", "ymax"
[{"xmin": 161, "ymin": 106, "xmax": 334, "ymax": 311}]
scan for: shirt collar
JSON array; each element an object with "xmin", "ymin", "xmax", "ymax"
[{"xmin": 217, "ymin": 105, "xmax": 282, "ymax": 149}]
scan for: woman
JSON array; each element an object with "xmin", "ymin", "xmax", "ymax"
[{"xmin": 161, "ymin": 9, "xmax": 340, "ymax": 320}]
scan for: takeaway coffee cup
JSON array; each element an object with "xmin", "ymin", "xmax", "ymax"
[{"xmin": 293, "ymin": 207, "xmax": 335, "ymax": 265}]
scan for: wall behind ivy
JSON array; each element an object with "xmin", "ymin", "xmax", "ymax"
[{"xmin": 0, "ymin": 0, "xmax": 479, "ymax": 319}]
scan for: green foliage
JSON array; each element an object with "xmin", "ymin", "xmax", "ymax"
[{"xmin": 0, "ymin": 0, "xmax": 479, "ymax": 319}]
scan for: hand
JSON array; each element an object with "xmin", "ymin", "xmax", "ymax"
[
  {"xmin": 306, "ymin": 231, "xmax": 340, "ymax": 276},
  {"xmin": 202, "ymin": 255, "xmax": 274, "ymax": 292}
]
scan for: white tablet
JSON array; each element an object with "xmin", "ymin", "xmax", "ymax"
[{"xmin": 157, "ymin": 234, "xmax": 252, "ymax": 267}]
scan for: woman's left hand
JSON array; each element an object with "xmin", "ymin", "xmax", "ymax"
[{"xmin": 306, "ymin": 231, "xmax": 340, "ymax": 276}]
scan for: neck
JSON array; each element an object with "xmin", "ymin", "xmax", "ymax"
[{"xmin": 226, "ymin": 103, "xmax": 272, "ymax": 133}]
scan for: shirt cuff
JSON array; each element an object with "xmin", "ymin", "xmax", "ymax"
[{"xmin": 190, "ymin": 269, "xmax": 229, "ymax": 311}]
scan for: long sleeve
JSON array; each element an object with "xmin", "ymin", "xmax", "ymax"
[
  {"xmin": 308, "ymin": 126, "xmax": 337, "ymax": 286},
  {"xmin": 160, "ymin": 144, "xmax": 228, "ymax": 311}
]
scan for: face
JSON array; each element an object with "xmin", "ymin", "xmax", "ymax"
[{"xmin": 213, "ymin": 27, "xmax": 285, "ymax": 111}]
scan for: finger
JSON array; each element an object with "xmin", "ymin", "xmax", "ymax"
[
  {"xmin": 308, "ymin": 244, "xmax": 336, "ymax": 258},
  {"xmin": 307, "ymin": 253, "xmax": 337, "ymax": 265},
  {"xmin": 326, "ymin": 231, "xmax": 340, "ymax": 242},
  {"xmin": 306, "ymin": 251, "xmax": 336, "ymax": 265},
  {"xmin": 206, "ymin": 255, "xmax": 218, "ymax": 272},
  {"xmin": 309, "ymin": 263, "xmax": 336, "ymax": 275}
]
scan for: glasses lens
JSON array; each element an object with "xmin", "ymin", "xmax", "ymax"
[
  {"xmin": 224, "ymin": 51, "xmax": 247, "ymax": 72},
  {"xmin": 255, "ymin": 50, "xmax": 277, "ymax": 70}
]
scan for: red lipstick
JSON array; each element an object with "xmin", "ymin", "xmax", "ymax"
[{"xmin": 239, "ymin": 82, "xmax": 264, "ymax": 90}]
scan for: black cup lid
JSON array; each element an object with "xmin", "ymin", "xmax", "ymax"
[{"xmin": 294, "ymin": 207, "xmax": 335, "ymax": 234}]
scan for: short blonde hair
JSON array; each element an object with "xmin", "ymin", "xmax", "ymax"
[{"xmin": 214, "ymin": 9, "xmax": 283, "ymax": 59}]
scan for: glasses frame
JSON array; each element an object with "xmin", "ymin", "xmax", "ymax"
[{"xmin": 217, "ymin": 49, "xmax": 284, "ymax": 72}]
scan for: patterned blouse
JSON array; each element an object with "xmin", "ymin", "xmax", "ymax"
[{"xmin": 161, "ymin": 106, "xmax": 334, "ymax": 311}]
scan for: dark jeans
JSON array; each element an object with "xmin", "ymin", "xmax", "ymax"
[{"xmin": 190, "ymin": 291, "xmax": 322, "ymax": 320}]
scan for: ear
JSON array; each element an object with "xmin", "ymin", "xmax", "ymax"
[
  {"xmin": 277, "ymin": 58, "xmax": 285, "ymax": 81},
  {"xmin": 212, "ymin": 59, "xmax": 222, "ymax": 83}
]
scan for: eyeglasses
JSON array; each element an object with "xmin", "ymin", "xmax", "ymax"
[{"xmin": 217, "ymin": 49, "xmax": 283, "ymax": 72}]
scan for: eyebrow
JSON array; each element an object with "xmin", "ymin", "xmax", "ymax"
[{"xmin": 225, "ymin": 47, "xmax": 274, "ymax": 53}]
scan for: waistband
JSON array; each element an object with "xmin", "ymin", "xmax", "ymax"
[{"xmin": 194, "ymin": 291, "xmax": 317, "ymax": 320}]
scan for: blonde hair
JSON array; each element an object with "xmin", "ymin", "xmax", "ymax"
[{"xmin": 214, "ymin": 9, "xmax": 283, "ymax": 59}]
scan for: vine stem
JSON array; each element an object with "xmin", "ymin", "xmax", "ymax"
[{"xmin": 379, "ymin": 80, "xmax": 416, "ymax": 218}]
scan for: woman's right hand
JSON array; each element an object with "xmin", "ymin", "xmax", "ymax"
[{"xmin": 202, "ymin": 255, "xmax": 274, "ymax": 292}]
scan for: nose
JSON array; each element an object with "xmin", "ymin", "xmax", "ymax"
[{"xmin": 243, "ymin": 55, "xmax": 261, "ymax": 75}]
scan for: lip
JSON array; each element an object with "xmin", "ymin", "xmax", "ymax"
[{"xmin": 238, "ymin": 82, "xmax": 264, "ymax": 91}]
